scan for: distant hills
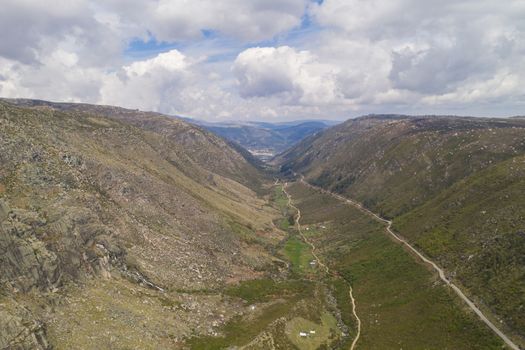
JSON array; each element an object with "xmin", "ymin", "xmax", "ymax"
[{"xmin": 184, "ymin": 118, "xmax": 339, "ymax": 160}]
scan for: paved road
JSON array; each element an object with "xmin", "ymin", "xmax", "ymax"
[
  {"xmin": 298, "ymin": 176, "xmax": 521, "ymax": 350},
  {"xmin": 281, "ymin": 182, "xmax": 362, "ymax": 350}
]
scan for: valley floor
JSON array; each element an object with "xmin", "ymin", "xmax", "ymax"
[
  {"xmin": 189, "ymin": 180, "xmax": 507, "ymax": 349},
  {"xmin": 282, "ymin": 182, "xmax": 361, "ymax": 350}
]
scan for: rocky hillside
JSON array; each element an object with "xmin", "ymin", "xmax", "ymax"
[
  {"xmin": 0, "ymin": 100, "xmax": 280, "ymax": 349},
  {"xmin": 3, "ymin": 99, "xmax": 265, "ymax": 190},
  {"xmin": 277, "ymin": 114, "xmax": 525, "ymax": 344}
]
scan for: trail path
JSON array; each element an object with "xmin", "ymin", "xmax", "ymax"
[
  {"xmin": 298, "ymin": 176, "xmax": 521, "ymax": 350},
  {"xmin": 281, "ymin": 182, "xmax": 361, "ymax": 350}
]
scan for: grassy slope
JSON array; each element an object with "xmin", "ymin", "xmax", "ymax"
[
  {"xmin": 0, "ymin": 101, "xmax": 339, "ymax": 350},
  {"xmin": 282, "ymin": 236, "xmax": 315, "ymax": 274},
  {"xmin": 278, "ymin": 115, "xmax": 525, "ymax": 345},
  {"xmin": 0, "ymin": 101, "xmax": 280, "ymax": 349},
  {"xmin": 1, "ymin": 98, "xmax": 267, "ymax": 192},
  {"xmin": 394, "ymin": 154, "xmax": 525, "ymax": 338},
  {"xmin": 286, "ymin": 182, "xmax": 503, "ymax": 349}
]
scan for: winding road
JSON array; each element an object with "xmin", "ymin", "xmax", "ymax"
[
  {"xmin": 281, "ymin": 182, "xmax": 362, "ymax": 350},
  {"xmin": 297, "ymin": 176, "xmax": 521, "ymax": 350}
]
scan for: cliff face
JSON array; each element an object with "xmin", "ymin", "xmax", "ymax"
[{"xmin": 0, "ymin": 100, "xmax": 277, "ymax": 349}]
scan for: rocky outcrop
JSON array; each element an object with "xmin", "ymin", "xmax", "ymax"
[
  {"xmin": 0, "ymin": 200, "xmax": 59, "ymax": 292},
  {"xmin": 0, "ymin": 198, "xmax": 122, "ymax": 293},
  {"xmin": 0, "ymin": 304, "xmax": 49, "ymax": 350}
]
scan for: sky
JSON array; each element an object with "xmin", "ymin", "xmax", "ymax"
[{"xmin": 0, "ymin": 0, "xmax": 524, "ymax": 121}]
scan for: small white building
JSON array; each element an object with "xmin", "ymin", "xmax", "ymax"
[{"xmin": 299, "ymin": 332, "xmax": 308, "ymax": 337}]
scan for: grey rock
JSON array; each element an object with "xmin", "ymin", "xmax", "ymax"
[
  {"xmin": 0, "ymin": 221, "xmax": 60, "ymax": 292},
  {"xmin": 0, "ymin": 307, "xmax": 49, "ymax": 350},
  {"xmin": 0, "ymin": 199, "xmax": 10, "ymax": 222}
]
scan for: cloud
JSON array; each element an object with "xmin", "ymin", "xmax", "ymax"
[
  {"xmin": 154, "ymin": 0, "xmax": 307, "ymax": 41},
  {"xmin": 234, "ymin": 47, "xmax": 300, "ymax": 98},
  {"xmin": 101, "ymin": 50, "xmax": 192, "ymax": 112},
  {"xmin": 307, "ymin": 0, "xmax": 525, "ymax": 112},
  {"xmin": 0, "ymin": 53, "xmax": 103, "ymax": 103},
  {"xmin": 124, "ymin": 50, "xmax": 189, "ymax": 76},
  {"xmin": 0, "ymin": 0, "xmax": 524, "ymax": 120},
  {"xmin": 96, "ymin": 0, "xmax": 309, "ymax": 42},
  {"xmin": 0, "ymin": 0, "xmax": 124, "ymax": 67},
  {"xmin": 310, "ymin": 0, "xmax": 525, "ymax": 40},
  {"xmin": 389, "ymin": 43, "xmax": 491, "ymax": 95},
  {"xmin": 233, "ymin": 46, "xmax": 340, "ymax": 105}
]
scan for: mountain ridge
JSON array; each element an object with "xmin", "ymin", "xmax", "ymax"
[
  {"xmin": 277, "ymin": 114, "xmax": 525, "ymax": 346},
  {"xmin": 0, "ymin": 99, "xmax": 281, "ymax": 349}
]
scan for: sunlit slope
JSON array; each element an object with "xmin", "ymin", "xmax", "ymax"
[{"xmin": 0, "ymin": 100, "xmax": 278, "ymax": 349}]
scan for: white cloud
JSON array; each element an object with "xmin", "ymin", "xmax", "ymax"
[
  {"xmin": 101, "ymin": 50, "xmax": 191, "ymax": 112},
  {"xmin": 0, "ymin": 53, "xmax": 103, "ymax": 103},
  {"xmin": 0, "ymin": 0, "xmax": 124, "ymax": 68},
  {"xmin": 0, "ymin": 0, "xmax": 524, "ymax": 120},
  {"xmin": 233, "ymin": 46, "xmax": 340, "ymax": 105},
  {"xmin": 306, "ymin": 0, "xmax": 525, "ymax": 114},
  {"xmin": 310, "ymin": 0, "xmax": 409, "ymax": 37},
  {"xmin": 124, "ymin": 50, "xmax": 189, "ymax": 76},
  {"xmin": 96, "ymin": 0, "xmax": 309, "ymax": 42}
]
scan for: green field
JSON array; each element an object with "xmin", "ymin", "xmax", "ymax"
[
  {"xmin": 282, "ymin": 236, "xmax": 316, "ymax": 274},
  {"xmin": 285, "ymin": 312, "xmax": 341, "ymax": 350},
  {"xmin": 189, "ymin": 278, "xmax": 344, "ymax": 349},
  {"xmin": 273, "ymin": 185, "xmax": 290, "ymax": 212},
  {"xmin": 273, "ymin": 185, "xmax": 295, "ymax": 230}
]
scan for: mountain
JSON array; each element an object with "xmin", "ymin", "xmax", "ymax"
[
  {"xmin": 0, "ymin": 99, "xmax": 281, "ymax": 349},
  {"xmin": 276, "ymin": 114, "xmax": 525, "ymax": 345},
  {"xmin": 185, "ymin": 119, "xmax": 338, "ymax": 160},
  {"xmin": 2, "ymin": 99, "xmax": 266, "ymax": 189},
  {"xmin": 2, "ymin": 100, "xmax": 522, "ymax": 349}
]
